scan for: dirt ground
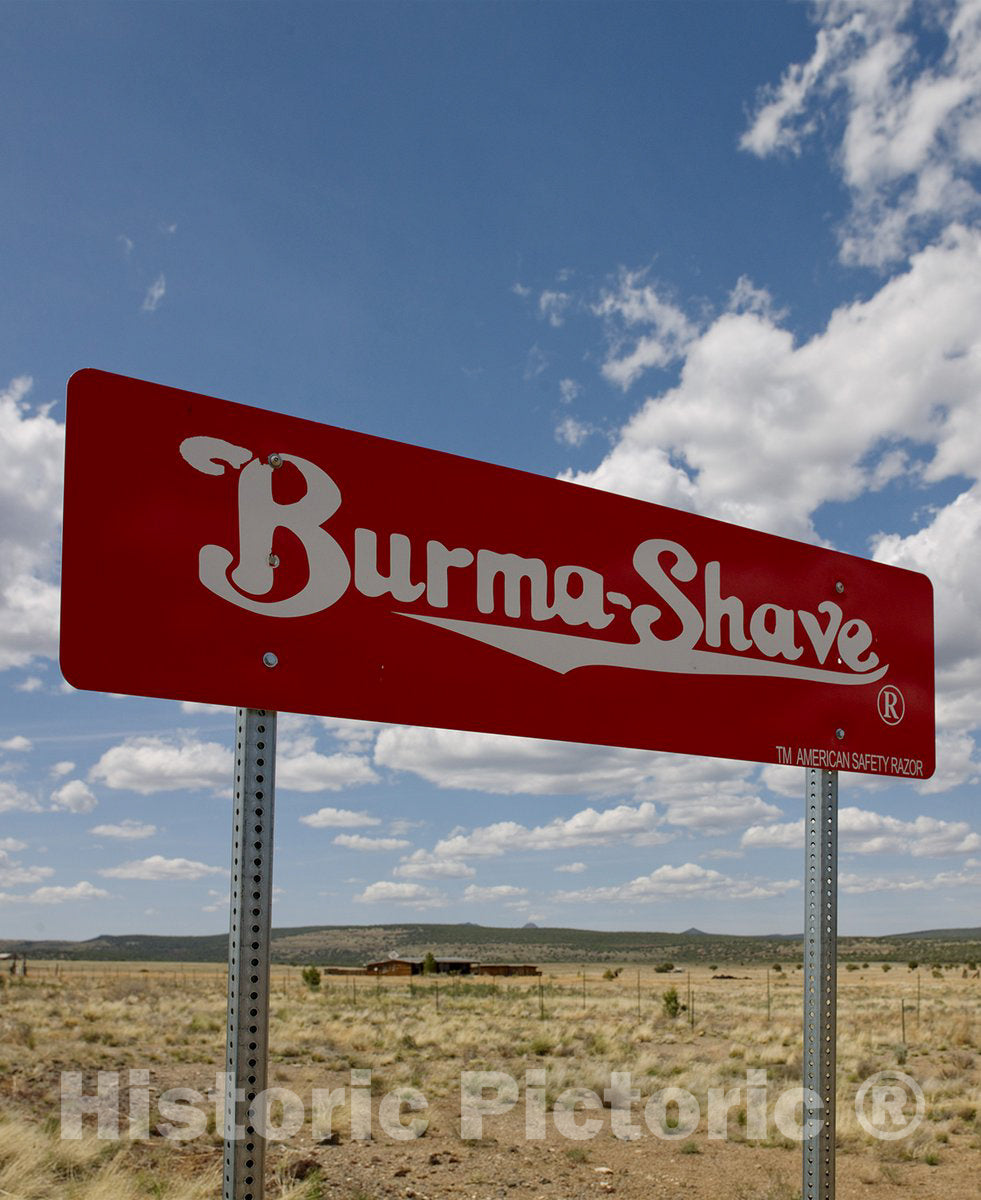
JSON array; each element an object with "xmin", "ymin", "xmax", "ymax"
[{"xmin": 1, "ymin": 961, "xmax": 976, "ymax": 1199}]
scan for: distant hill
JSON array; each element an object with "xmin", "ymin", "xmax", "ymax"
[{"xmin": 1, "ymin": 923, "xmax": 977, "ymax": 965}]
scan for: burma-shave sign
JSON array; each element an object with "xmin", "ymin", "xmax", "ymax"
[{"xmin": 61, "ymin": 370, "xmax": 935, "ymax": 778}]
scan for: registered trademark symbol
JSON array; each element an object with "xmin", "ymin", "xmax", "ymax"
[{"xmin": 877, "ymin": 685, "xmax": 905, "ymax": 725}]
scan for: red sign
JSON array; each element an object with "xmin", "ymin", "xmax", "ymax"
[{"xmin": 61, "ymin": 370, "xmax": 935, "ymax": 778}]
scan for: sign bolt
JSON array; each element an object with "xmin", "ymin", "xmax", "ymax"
[
  {"xmin": 267, "ymin": 553, "xmax": 280, "ymax": 567},
  {"xmin": 835, "ymin": 727, "xmax": 845, "ymax": 740},
  {"xmin": 835, "ymin": 580, "xmax": 844, "ymax": 594},
  {"xmin": 268, "ymin": 453, "xmax": 284, "ymax": 469},
  {"xmin": 262, "ymin": 652, "xmax": 279, "ymax": 668}
]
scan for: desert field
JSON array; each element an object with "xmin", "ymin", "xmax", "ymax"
[{"xmin": 0, "ymin": 959, "xmax": 976, "ymax": 1199}]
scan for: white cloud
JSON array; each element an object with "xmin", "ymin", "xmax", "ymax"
[
  {"xmin": 0, "ymin": 377, "xmax": 64, "ymax": 670},
  {"xmin": 0, "ymin": 847, "xmax": 54, "ymax": 886},
  {"xmin": 565, "ymin": 228, "xmax": 981, "ymax": 542},
  {"xmin": 660, "ymin": 795, "xmax": 783, "ymax": 835},
  {"xmin": 555, "ymin": 861, "xmax": 587, "ymax": 874},
  {"xmin": 299, "ymin": 806, "xmax": 382, "ymax": 829},
  {"xmin": 559, "ymin": 378, "xmax": 581, "ymax": 404},
  {"xmin": 392, "ymin": 852, "xmax": 475, "ymax": 880},
  {"xmin": 374, "ymin": 726, "xmax": 662, "ymax": 796},
  {"xmin": 0, "ymin": 880, "xmax": 110, "ymax": 905},
  {"xmin": 463, "ymin": 884, "xmax": 528, "ymax": 901},
  {"xmin": 0, "ymin": 735, "xmax": 31, "ymax": 752},
  {"xmin": 89, "ymin": 735, "xmax": 230, "ymax": 793},
  {"xmin": 741, "ymin": 806, "xmax": 981, "ymax": 857},
  {"xmin": 539, "ymin": 289, "xmax": 572, "ymax": 327},
  {"xmin": 874, "ymin": 488, "xmax": 981, "ymax": 752},
  {"xmin": 354, "ymin": 880, "xmax": 447, "ymax": 909},
  {"xmin": 49, "ymin": 779, "xmax": 97, "ymax": 813},
  {"xmin": 99, "ymin": 855, "xmax": 226, "ymax": 881},
  {"xmin": 277, "ymin": 749, "xmax": 378, "ymax": 792},
  {"xmin": 88, "ymin": 820, "xmax": 157, "ymax": 840},
  {"xmin": 555, "ymin": 416, "xmax": 592, "ymax": 447},
  {"xmin": 0, "ymin": 838, "xmax": 26, "ymax": 852},
  {"xmin": 556, "ymin": 861, "xmax": 797, "ymax": 904},
  {"xmin": 316, "ymin": 715, "xmax": 384, "ymax": 751},
  {"xmin": 429, "ymin": 801, "xmax": 667, "ymax": 860},
  {"xmin": 142, "ymin": 274, "xmax": 166, "ymax": 312},
  {"xmin": 742, "ymin": 2, "xmax": 981, "ymax": 266},
  {"xmin": 50, "ymin": 760, "xmax": 76, "ymax": 778},
  {"xmin": 593, "ymin": 268, "xmax": 698, "ymax": 389},
  {"xmin": 14, "ymin": 676, "xmax": 43, "ymax": 692},
  {"xmin": 332, "ymin": 834, "xmax": 411, "ymax": 852},
  {"xmin": 841, "ymin": 864, "xmax": 981, "ymax": 894},
  {"xmin": 0, "ymin": 780, "xmax": 41, "ymax": 813}
]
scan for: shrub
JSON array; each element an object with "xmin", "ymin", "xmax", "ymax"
[
  {"xmin": 908, "ymin": 961, "xmax": 919, "ymax": 971},
  {"xmin": 422, "ymin": 952, "xmax": 437, "ymax": 975},
  {"xmin": 654, "ymin": 962, "xmax": 674, "ymax": 974},
  {"xmin": 772, "ymin": 964, "xmax": 782, "ymax": 972},
  {"xmin": 301, "ymin": 965, "xmax": 321, "ymax": 990},
  {"xmin": 845, "ymin": 963, "xmax": 859, "ymax": 972},
  {"xmin": 603, "ymin": 968, "xmax": 622, "ymax": 980},
  {"xmin": 663, "ymin": 987, "xmax": 681, "ymax": 1019},
  {"xmin": 881, "ymin": 964, "xmax": 891, "ymax": 972}
]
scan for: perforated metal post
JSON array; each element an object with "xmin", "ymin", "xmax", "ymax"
[
  {"xmin": 224, "ymin": 709, "xmax": 276, "ymax": 1200},
  {"xmin": 803, "ymin": 768, "xmax": 837, "ymax": 1200}
]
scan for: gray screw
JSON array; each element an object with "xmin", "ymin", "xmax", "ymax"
[
  {"xmin": 262, "ymin": 652, "xmax": 279, "ymax": 668},
  {"xmin": 267, "ymin": 553, "xmax": 280, "ymax": 568},
  {"xmin": 835, "ymin": 727, "xmax": 845, "ymax": 740},
  {"xmin": 835, "ymin": 581, "xmax": 844, "ymax": 594},
  {"xmin": 268, "ymin": 453, "xmax": 283, "ymax": 469}
]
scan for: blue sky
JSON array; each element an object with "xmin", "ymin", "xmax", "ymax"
[{"xmin": 2, "ymin": 0, "xmax": 980, "ymax": 941}]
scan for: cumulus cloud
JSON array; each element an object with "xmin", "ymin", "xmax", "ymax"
[
  {"xmin": 98, "ymin": 855, "xmax": 226, "ymax": 881},
  {"xmin": 841, "ymin": 863, "xmax": 981, "ymax": 894},
  {"xmin": 463, "ymin": 884, "xmax": 528, "ymax": 901},
  {"xmin": 142, "ymin": 274, "xmax": 166, "ymax": 312},
  {"xmin": 742, "ymin": 1, "xmax": 981, "ymax": 266},
  {"xmin": 392, "ymin": 852, "xmax": 476, "ymax": 880},
  {"xmin": 88, "ymin": 820, "xmax": 158, "ymax": 840},
  {"xmin": 428, "ymin": 801, "xmax": 668, "ymax": 861},
  {"xmin": 565, "ymin": 228, "xmax": 981, "ymax": 541},
  {"xmin": 593, "ymin": 268, "xmax": 699, "ymax": 390},
  {"xmin": 299, "ymin": 807, "xmax": 382, "ymax": 829},
  {"xmin": 554, "ymin": 416, "xmax": 592, "ymax": 448},
  {"xmin": 0, "ymin": 847, "xmax": 54, "ymax": 887},
  {"xmin": 555, "ymin": 861, "xmax": 587, "ymax": 874},
  {"xmin": 0, "ymin": 880, "xmax": 110, "ymax": 905},
  {"xmin": 49, "ymin": 779, "xmax": 97, "ymax": 813},
  {"xmin": 556, "ymin": 861, "xmax": 797, "ymax": 904},
  {"xmin": 0, "ymin": 377, "xmax": 64, "ymax": 669},
  {"xmin": 741, "ymin": 805, "xmax": 981, "ymax": 856},
  {"xmin": 277, "ymin": 749, "xmax": 378, "ymax": 792},
  {"xmin": 90, "ymin": 735, "xmax": 230, "ymax": 794},
  {"xmin": 332, "ymin": 834, "xmax": 411, "ymax": 852},
  {"xmin": 0, "ymin": 735, "xmax": 31, "ymax": 752},
  {"xmin": 375, "ymin": 726, "xmax": 661, "ymax": 796},
  {"xmin": 354, "ymin": 880, "xmax": 447, "ymax": 909},
  {"xmin": 539, "ymin": 289, "xmax": 573, "ymax": 327},
  {"xmin": 0, "ymin": 780, "xmax": 41, "ymax": 813}
]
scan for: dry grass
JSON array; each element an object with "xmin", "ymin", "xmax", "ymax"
[{"xmin": 0, "ymin": 962, "xmax": 976, "ymax": 1197}]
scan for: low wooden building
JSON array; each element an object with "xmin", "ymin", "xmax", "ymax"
[
  {"xmin": 364, "ymin": 956, "xmax": 476, "ymax": 976},
  {"xmin": 365, "ymin": 957, "xmax": 421, "ymax": 976},
  {"xmin": 476, "ymin": 963, "xmax": 541, "ymax": 977}
]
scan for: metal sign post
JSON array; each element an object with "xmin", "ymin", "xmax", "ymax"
[
  {"xmin": 803, "ymin": 768, "xmax": 838, "ymax": 1200},
  {"xmin": 223, "ymin": 708, "xmax": 276, "ymax": 1200}
]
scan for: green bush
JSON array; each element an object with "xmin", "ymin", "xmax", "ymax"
[
  {"xmin": 301, "ymin": 965, "xmax": 321, "ymax": 990},
  {"xmin": 662, "ymin": 987, "xmax": 681, "ymax": 1019},
  {"xmin": 654, "ymin": 962, "xmax": 675, "ymax": 974}
]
